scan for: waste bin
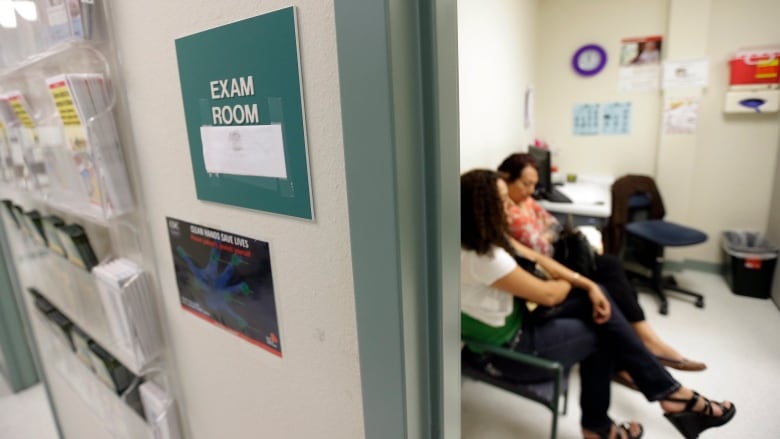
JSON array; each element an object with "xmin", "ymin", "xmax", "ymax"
[{"xmin": 722, "ymin": 231, "xmax": 779, "ymax": 298}]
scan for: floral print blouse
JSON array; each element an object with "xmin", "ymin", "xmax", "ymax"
[{"xmin": 507, "ymin": 197, "xmax": 560, "ymax": 257}]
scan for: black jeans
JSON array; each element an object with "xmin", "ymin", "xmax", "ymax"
[
  {"xmin": 592, "ymin": 254, "xmax": 645, "ymax": 322},
  {"xmin": 491, "ymin": 289, "xmax": 679, "ymax": 432}
]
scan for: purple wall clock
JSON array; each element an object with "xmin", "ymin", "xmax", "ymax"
[{"xmin": 572, "ymin": 44, "xmax": 607, "ymax": 76}]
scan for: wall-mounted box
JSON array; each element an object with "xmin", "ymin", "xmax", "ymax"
[
  {"xmin": 724, "ymin": 89, "xmax": 780, "ymax": 113},
  {"xmin": 730, "ymin": 48, "xmax": 780, "ymax": 87}
]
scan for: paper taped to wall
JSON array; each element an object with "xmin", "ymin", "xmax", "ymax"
[{"xmin": 200, "ymin": 124, "xmax": 287, "ymax": 178}]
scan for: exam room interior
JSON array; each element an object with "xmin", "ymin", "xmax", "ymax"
[
  {"xmin": 456, "ymin": 0, "xmax": 780, "ymax": 435},
  {"xmin": 457, "ymin": 0, "xmax": 780, "ymax": 267}
]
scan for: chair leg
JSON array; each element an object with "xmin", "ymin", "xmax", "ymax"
[
  {"xmin": 650, "ymin": 255, "xmax": 670, "ymax": 315},
  {"xmin": 663, "ymin": 283, "xmax": 705, "ymax": 308},
  {"xmin": 651, "ymin": 250, "xmax": 705, "ymax": 311},
  {"xmin": 549, "ymin": 369, "xmax": 562, "ymax": 439}
]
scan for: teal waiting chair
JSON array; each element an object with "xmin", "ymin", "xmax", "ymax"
[{"xmin": 461, "ymin": 337, "xmax": 569, "ymax": 439}]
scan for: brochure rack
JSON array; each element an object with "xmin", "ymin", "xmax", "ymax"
[
  {"xmin": 0, "ymin": 2, "xmax": 181, "ymax": 438},
  {"xmin": 32, "ymin": 252, "xmax": 161, "ymax": 375},
  {"xmin": 0, "ymin": 43, "xmax": 134, "ymax": 222},
  {"xmin": 33, "ymin": 307, "xmax": 178, "ymax": 439}
]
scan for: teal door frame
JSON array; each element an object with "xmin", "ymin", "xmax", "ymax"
[
  {"xmin": 0, "ymin": 223, "xmax": 63, "ymax": 438},
  {"xmin": 0, "ymin": 230, "xmax": 38, "ymax": 392},
  {"xmin": 335, "ymin": 1, "xmax": 459, "ymax": 438}
]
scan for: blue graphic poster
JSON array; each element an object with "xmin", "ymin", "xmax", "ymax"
[{"xmin": 167, "ymin": 217, "xmax": 281, "ymax": 356}]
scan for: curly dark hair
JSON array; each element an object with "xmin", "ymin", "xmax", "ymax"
[
  {"xmin": 497, "ymin": 153, "xmax": 537, "ymax": 183},
  {"xmin": 461, "ymin": 169, "xmax": 513, "ymax": 255}
]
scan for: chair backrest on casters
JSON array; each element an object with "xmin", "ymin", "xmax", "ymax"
[
  {"xmin": 461, "ymin": 337, "xmax": 569, "ymax": 439},
  {"xmin": 607, "ymin": 174, "xmax": 708, "ymax": 315}
]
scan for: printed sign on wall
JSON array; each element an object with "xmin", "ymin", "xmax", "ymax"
[
  {"xmin": 664, "ymin": 97, "xmax": 700, "ymax": 134},
  {"xmin": 167, "ymin": 217, "xmax": 282, "ymax": 356},
  {"xmin": 175, "ymin": 7, "xmax": 313, "ymax": 219},
  {"xmin": 619, "ymin": 35, "xmax": 663, "ymax": 92},
  {"xmin": 573, "ymin": 103, "xmax": 600, "ymax": 135},
  {"xmin": 573, "ymin": 102, "xmax": 632, "ymax": 135},
  {"xmin": 601, "ymin": 101, "xmax": 632, "ymax": 135}
]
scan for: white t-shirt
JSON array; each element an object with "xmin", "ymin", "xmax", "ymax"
[{"xmin": 461, "ymin": 246, "xmax": 517, "ymax": 327}]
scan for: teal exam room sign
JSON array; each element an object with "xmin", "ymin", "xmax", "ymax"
[{"xmin": 175, "ymin": 7, "xmax": 313, "ymax": 220}]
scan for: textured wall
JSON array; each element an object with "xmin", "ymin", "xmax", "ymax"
[{"xmin": 107, "ymin": 1, "xmax": 364, "ymax": 438}]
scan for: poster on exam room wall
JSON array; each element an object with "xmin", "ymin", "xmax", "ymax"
[
  {"xmin": 663, "ymin": 97, "xmax": 700, "ymax": 134},
  {"xmin": 175, "ymin": 7, "xmax": 313, "ymax": 220},
  {"xmin": 573, "ymin": 102, "xmax": 631, "ymax": 135},
  {"xmin": 167, "ymin": 217, "xmax": 282, "ymax": 356},
  {"xmin": 619, "ymin": 35, "xmax": 663, "ymax": 92}
]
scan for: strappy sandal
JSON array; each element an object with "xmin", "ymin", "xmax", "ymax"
[
  {"xmin": 583, "ymin": 421, "xmax": 643, "ymax": 439},
  {"xmin": 663, "ymin": 391, "xmax": 736, "ymax": 439}
]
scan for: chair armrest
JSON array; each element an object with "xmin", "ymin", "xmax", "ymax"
[{"xmin": 462, "ymin": 337, "xmax": 563, "ymax": 372}]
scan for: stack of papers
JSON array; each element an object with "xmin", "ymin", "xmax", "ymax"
[
  {"xmin": 0, "ymin": 91, "xmax": 44, "ymax": 189},
  {"xmin": 93, "ymin": 258, "xmax": 161, "ymax": 370},
  {"xmin": 139, "ymin": 381, "xmax": 181, "ymax": 439},
  {"xmin": 47, "ymin": 73, "xmax": 134, "ymax": 217}
]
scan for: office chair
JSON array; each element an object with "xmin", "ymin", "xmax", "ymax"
[
  {"xmin": 608, "ymin": 175, "xmax": 707, "ymax": 315},
  {"xmin": 461, "ymin": 337, "xmax": 569, "ymax": 439}
]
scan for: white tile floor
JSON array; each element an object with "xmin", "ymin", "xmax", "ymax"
[
  {"xmin": 462, "ymin": 270, "xmax": 780, "ymax": 438},
  {"xmin": 0, "ymin": 375, "xmax": 58, "ymax": 439}
]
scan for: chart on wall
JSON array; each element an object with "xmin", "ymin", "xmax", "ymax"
[
  {"xmin": 572, "ymin": 102, "xmax": 631, "ymax": 135},
  {"xmin": 175, "ymin": 6, "xmax": 313, "ymax": 220},
  {"xmin": 167, "ymin": 217, "xmax": 282, "ymax": 356}
]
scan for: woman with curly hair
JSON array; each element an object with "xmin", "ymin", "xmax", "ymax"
[{"xmin": 460, "ymin": 169, "xmax": 734, "ymax": 439}]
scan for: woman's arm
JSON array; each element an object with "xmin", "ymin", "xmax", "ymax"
[
  {"xmin": 509, "ymin": 237, "xmax": 611, "ymax": 323},
  {"xmin": 491, "ymin": 267, "xmax": 572, "ymax": 307}
]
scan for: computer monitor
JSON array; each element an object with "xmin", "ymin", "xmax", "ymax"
[
  {"xmin": 528, "ymin": 145, "xmax": 552, "ymax": 199},
  {"xmin": 528, "ymin": 145, "xmax": 571, "ymax": 203}
]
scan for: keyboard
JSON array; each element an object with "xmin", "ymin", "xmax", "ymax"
[{"xmin": 545, "ymin": 187, "xmax": 572, "ymax": 203}]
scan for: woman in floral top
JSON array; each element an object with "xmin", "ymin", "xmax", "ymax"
[
  {"xmin": 507, "ymin": 194, "xmax": 560, "ymax": 257},
  {"xmin": 498, "ymin": 153, "xmax": 706, "ymax": 372}
]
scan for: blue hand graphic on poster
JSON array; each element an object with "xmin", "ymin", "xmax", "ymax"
[{"xmin": 167, "ymin": 217, "xmax": 281, "ymax": 356}]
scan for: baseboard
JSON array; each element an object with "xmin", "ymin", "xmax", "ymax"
[{"xmin": 663, "ymin": 259, "xmax": 722, "ymax": 274}]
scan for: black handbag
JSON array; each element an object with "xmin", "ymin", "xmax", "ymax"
[
  {"xmin": 513, "ymin": 251, "xmax": 593, "ymax": 326},
  {"xmin": 553, "ymin": 225, "xmax": 597, "ymax": 277},
  {"xmin": 512, "ymin": 253, "xmax": 564, "ymax": 323}
]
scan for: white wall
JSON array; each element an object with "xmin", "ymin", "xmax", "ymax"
[
  {"xmin": 769, "ymin": 130, "xmax": 780, "ymax": 308},
  {"xmin": 108, "ymin": 1, "xmax": 363, "ymax": 438},
  {"xmin": 458, "ymin": 0, "xmax": 538, "ymax": 172},
  {"xmin": 770, "ymin": 132, "xmax": 780, "ymax": 308},
  {"xmin": 535, "ymin": 0, "xmax": 669, "ymax": 177},
  {"xmin": 462, "ymin": 0, "xmax": 780, "ymax": 264},
  {"xmin": 675, "ymin": 0, "xmax": 780, "ymax": 262}
]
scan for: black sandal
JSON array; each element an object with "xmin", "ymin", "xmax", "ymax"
[
  {"xmin": 583, "ymin": 421, "xmax": 643, "ymax": 439},
  {"xmin": 663, "ymin": 391, "xmax": 736, "ymax": 439}
]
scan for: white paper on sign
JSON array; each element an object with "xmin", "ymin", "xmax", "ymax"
[{"xmin": 200, "ymin": 124, "xmax": 287, "ymax": 178}]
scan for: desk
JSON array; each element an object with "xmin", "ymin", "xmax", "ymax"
[{"xmin": 538, "ymin": 175, "xmax": 613, "ymax": 227}]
